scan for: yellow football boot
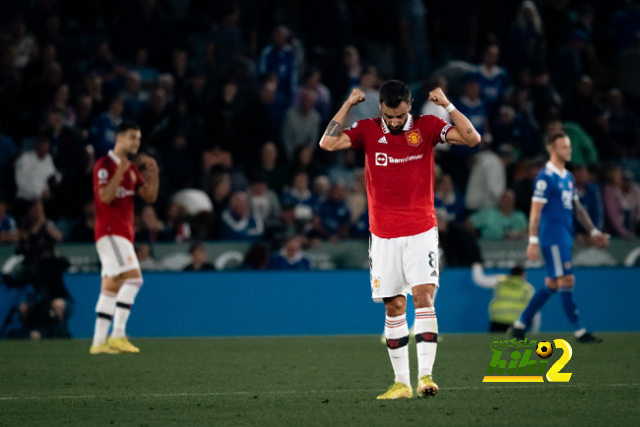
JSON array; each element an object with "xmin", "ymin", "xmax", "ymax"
[
  {"xmin": 376, "ymin": 382, "xmax": 413, "ymax": 400},
  {"xmin": 90, "ymin": 343, "xmax": 120, "ymax": 355},
  {"xmin": 416, "ymin": 375, "xmax": 438, "ymax": 398},
  {"xmin": 107, "ymin": 336, "xmax": 140, "ymax": 353}
]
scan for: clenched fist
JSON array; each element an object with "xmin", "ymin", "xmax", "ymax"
[
  {"xmin": 429, "ymin": 87, "xmax": 451, "ymax": 108},
  {"xmin": 347, "ymin": 88, "xmax": 366, "ymax": 106}
]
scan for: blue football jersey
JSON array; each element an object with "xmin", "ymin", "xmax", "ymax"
[{"xmin": 532, "ymin": 162, "xmax": 577, "ymax": 247}]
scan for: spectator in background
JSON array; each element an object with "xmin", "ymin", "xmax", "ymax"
[
  {"xmin": 161, "ymin": 132, "xmax": 197, "ymax": 193},
  {"xmin": 266, "ymin": 201, "xmax": 302, "ymax": 248},
  {"xmin": 565, "ymin": 76, "xmax": 604, "ymax": 138},
  {"xmin": 622, "ymin": 170, "xmax": 640, "ymax": 235},
  {"xmin": 471, "ymin": 44, "xmax": 510, "ymax": 120},
  {"xmin": 294, "ymin": 68, "xmax": 331, "ymax": 123},
  {"xmin": 352, "ymin": 208, "xmax": 369, "ymax": 239},
  {"xmin": 282, "ymin": 89, "xmax": 321, "ymax": 161},
  {"xmin": 552, "ymin": 29, "xmax": 591, "ymax": 103},
  {"xmin": 0, "ymin": 196, "xmax": 18, "ymax": 244},
  {"xmin": 573, "ymin": 165, "xmax": 604, "ymax": 241},
  {"xmin": 507, "ymin": 1, "xmax": 545, "ymax": 70},
  {"xmin": 269, "ymin": 235, "xmax": 310, "ymax": 270},
  {"xmin": 242, "ymin": 243, "xmax": 271, "ymax": 270},
  {"xmin": 466, "ymin": 189, "xmax": 528, "ymax": 241},
  {"xmin": 434, "ymin": 174, "xmax": 464, "ymax": 222},
  {"xmin": 219, "ymin": 191, "xmax": 264, "ymax": 241},
  {"xmin": 184, "ymin": 241, "xmax": 215, "ymax": 271},
  {"xmin": 163, "ymin": 202, "xmax": 191, "ymax": 243},
  {"xmin": 69, "ymin": 201, "xmax": 96, "ymax": 243},
  {"xmin": 256, "ymin": 142, "xmax": 288, "ymax": 194},
  {"xmin": 602, "ymin": 165, "xmax": 636, "ymax": 241},
  {"xmin": 15, "ymin": 134, "xmax": 59, "ymax": 202},
  {"xmin": 122, "ymin": 71, "xmax": 149, "ymax": 122},
  {"xmin": 397, "ymin": 0, "xmax": 429, "ymax": 83},
  {"xmin": 210, "ymin": 4, "xmax": 242, "ymax": 71},
  {"xmin": 1, "ymin": 14, "xmax": 38, "ymax": 70},
  {"xmin": 282, "ymin": 172, "xmax": 314, "ymax": 223},
  {"xmin": 128, "ymin": 47, "xmax": 160, "ymax": 86},
  {"xmin": 615, "ymin": 33, "xmax": 640, "ymax": 105},
  {"xmin": 311, "ymin": 175, "xmax": 331, "ymax": 212},
  {"xmin": 346, "ymin": 169, "xmax": 367, "ymax": 223},
  {"xmin": 90, "ymin": 96, "xmax": 123, "ymax": 158},
  {"xmin": 73, "ymin": 94, "xmax": 94, "ymax": 140},
  {"xmin": 247, "ymin": 174, "xmax": 281, "ymax": 228},
  {"xmin": 512, "ymin": 156, "xmax": 546, "ymax": 217},
  {"xmin": 317, "ymin": 182, "xmax": 351, "ymax": 240},
  {"xmin": 139, "ymin": 88, "xmax": 171, "ymax": 149},
  {"xmin": 529, "ymin": 67, "xmax": 563, "ymax": 130},
  {"xmin": 46, "ymin": 83, "xmax": 75, "ymax": 127},
  {"xmin": 437, "ymin": 209, "xmax": 483, "ymax": 267},
  {"xmin": 330, "ymin": 45, "xmax": 363, "ymax": 110},
  {"xmin": 327, "ymin": 150, "xmax": 359, "ymax": 190},
  {"xmin": 135, "ymin": 205, "xmax": 172, "ymax": 244},
  {"xmin": 135, "ymin": 243, "xmax": 164, "ymax": 271},
  {"xmin": 258, "ymin": 25, "xmax": 298, "ymax": 102},
  {"xmin": 605, "ymin": 89, "xmax": 640, "ymax": 158},
  {"xmin": 465, "ymin": 140, "xmax": 506, "ymax": 211}
]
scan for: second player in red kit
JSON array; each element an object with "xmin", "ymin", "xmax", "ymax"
[
  {"xmin": 320, "ymin": 81, "xmax": 480, "ymax": 399},
  {"xmin": 90, "ymin": 123, "xmax": 159, "ymax": 355}
]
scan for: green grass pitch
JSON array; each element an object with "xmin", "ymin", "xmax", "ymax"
[{"xmin": 1, "ymin": 333, "xmax": 638, "ymax": 426}]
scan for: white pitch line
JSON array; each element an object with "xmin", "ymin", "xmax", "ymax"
[{"xmin": 1, "ymin": 383, "xmax": 638, "ymax": 401}]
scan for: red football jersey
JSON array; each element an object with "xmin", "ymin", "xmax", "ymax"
[
  {"xmin": 343, "ymin": 115, "xmax": 453, "ymax": 238},
  {"xmin": 93, "ymin": 151, "xmax": 145, "ymax": 242}
]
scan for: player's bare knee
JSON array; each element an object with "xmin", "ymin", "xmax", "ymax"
[
  {"xmin": 412, "ymin": 284, "xmax": 436, "ymax": 308},
  {"xmin": 383, "ymin": 296, "xmax": 406, "ymax": 317}
]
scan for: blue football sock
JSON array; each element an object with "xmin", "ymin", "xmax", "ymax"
[
  {"xmin": 559, "ymin": 287, "xmax": 585, "ymax": 332},
  {"xmin": 518, "ymin": 286, "xmax": 556, "ymax": 327}
]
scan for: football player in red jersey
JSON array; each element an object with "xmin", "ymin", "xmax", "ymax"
[
  {"xmin": 320, "ymin": 81, "xmax": 480, "ymax": 399},
  {"xmin": 90, "ymin": 123, "xmax": 159, "ymax": 354}
]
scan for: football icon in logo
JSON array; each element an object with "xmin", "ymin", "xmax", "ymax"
[{"xmin": 536, "ymin": 341, "xmax": 554, "ymax": 359}]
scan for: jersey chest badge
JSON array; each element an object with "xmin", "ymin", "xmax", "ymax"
[{"xmin": 406, "ymin": 129, "xmax": 423, "ymax": 147}]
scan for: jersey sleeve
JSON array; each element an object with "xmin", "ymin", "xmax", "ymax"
[
  {"xmin": 424, "ymin": 115, "xmax": 454, "ymax": 147},
  {"xmin": 342, "ymin": 120, "xmax": 366, "ymax": 151},
  {"xmin": 532, "ymin": 174, "xmax": 552, "ymax": 204},
  {"xmin": 93, "ymin": 160, "xmax": 112, "ymax": 192}
]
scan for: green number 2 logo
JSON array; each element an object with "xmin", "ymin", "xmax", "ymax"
[{"xmin": 546, "ymin": 339, "xmax": 573, "ymax": 382}]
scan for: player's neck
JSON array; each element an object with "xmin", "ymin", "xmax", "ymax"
[
  {"xmin": 550, "ymin": 157, "xmax": 566, "ymax": 172},
  {"xmin": 113, "ymin": 146, "xmax": 128, "ymax": 161}
]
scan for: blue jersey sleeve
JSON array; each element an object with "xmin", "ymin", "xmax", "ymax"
[{"xmin": 532, "ymin": 173, "xmax": 552, "ymax": 204}]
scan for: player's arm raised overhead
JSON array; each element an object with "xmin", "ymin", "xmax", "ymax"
[
  {"xmin": 428, "ymin": 88, "xmax": 481, "ymax": 147},
  {"xmin": 137, "ymin": 154, "xmax": 160, "ymax": 203},
  {"xmin": 319, "ymin": 88, "xmax": 366, "ymax": 151},
  {"xmin": 573, "ymin": 198, "xmax": 610, "ymax": 248},
  {"xmin": 98, "ymin": 159, "xmax": 130, "ymax": 204}
]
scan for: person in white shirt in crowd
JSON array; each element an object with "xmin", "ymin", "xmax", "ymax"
[{"xmin": 15, "ymin": 134, "xmax": 60, "ymax": 202}]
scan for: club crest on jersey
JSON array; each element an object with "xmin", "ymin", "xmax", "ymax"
[
  {"xmin": 372, "ymin": 277, "xmax": 381, "ymax": 290},
  {"xmin": 405, "ymin": 129, "xmax": 422, "ymax": 147}
]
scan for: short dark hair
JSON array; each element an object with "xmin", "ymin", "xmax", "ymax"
[
  {"xmin": 116, "ymin": 122, "xmax": 140, "ymax": 135},
  {"xmin": 546, "ymin": 131, "xmax": 568, "ymax": 147},
  {"xmin": 379, "ymin": 80, "xmax": 411, "ymax": 108},
  {"xmin": 189, "ymin": 240, "xmax": 205, "ymax": 254}
]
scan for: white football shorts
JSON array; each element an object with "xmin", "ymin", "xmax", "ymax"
[
  {"xmin": 369, "ymin": 227, "xmax": 440, "ymax": 303},
  {"xmin": 96, "ymin": 235, "xmax": 140, "ymax": 278}
]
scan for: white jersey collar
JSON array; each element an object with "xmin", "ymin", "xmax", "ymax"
[
  {"xmin": 546, "ymin": 161, "xmax": 567, "ymax": 178},
  {"xmin": 108, "ymin": 150, "xmax": 121, "ymax": 165},
  {"xmin": 381, "ymin": 114, "xmax": 413, "ymax": 134}
]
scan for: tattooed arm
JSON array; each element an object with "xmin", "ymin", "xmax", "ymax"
[
  {"xmin": 428, "ymin": 87, "xmax": 481, "ymax": 147},
  {"xmin": 319, "ymin": 88, "xmax": 365, "ymax": 151}
]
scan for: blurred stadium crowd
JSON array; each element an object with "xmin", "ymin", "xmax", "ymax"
[{"xmin": 1, "ymin": 0, "xmax": 640, "ymax": 265}]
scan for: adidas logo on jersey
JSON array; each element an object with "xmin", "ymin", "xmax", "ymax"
[{"xmin": 378, "ymin": 136, "xmax": 388, "ymax": 144}]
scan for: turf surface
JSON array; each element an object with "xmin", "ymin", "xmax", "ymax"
[{"xmin": 1, "ymin": 333, "xmax": 638, "ymax": 426}]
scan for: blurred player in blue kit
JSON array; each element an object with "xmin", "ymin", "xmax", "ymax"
[{"xmin": 513, "ymin": 132, "xmax": 609, "ymax": 343}]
